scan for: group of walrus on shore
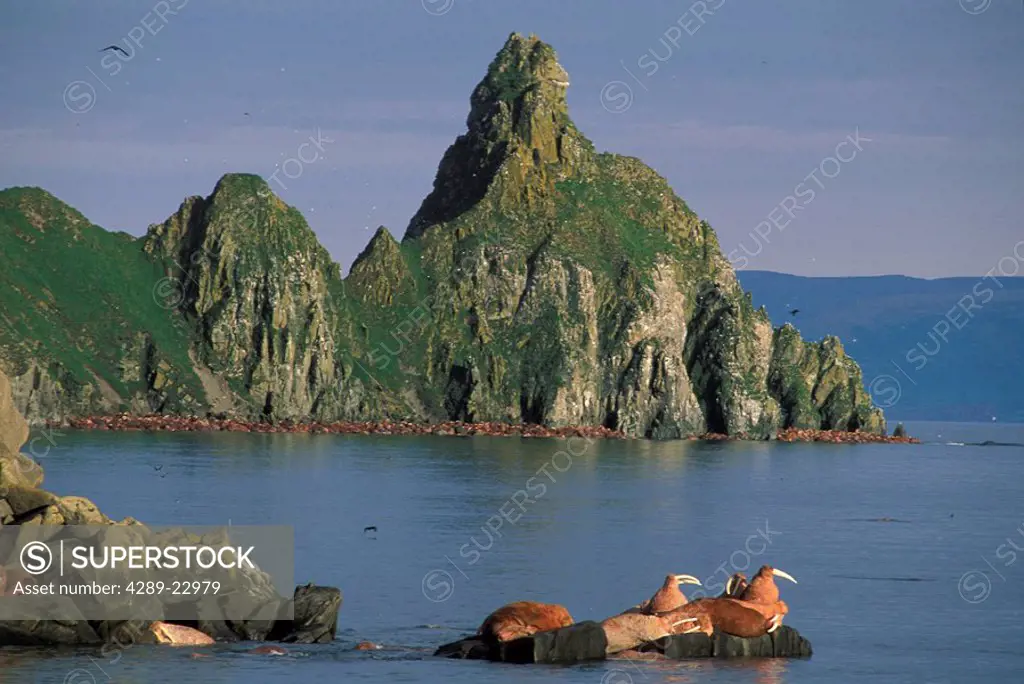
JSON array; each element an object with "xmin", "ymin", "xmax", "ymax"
[{"xmin": 476, "ymin": 565, "xmax": 798, "ymax": 655}]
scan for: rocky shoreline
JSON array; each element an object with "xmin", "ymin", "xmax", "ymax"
[
  {"xmin": 1, "ymin": 370, "xmax": 342, "ymax": 649},
  {"xmin": 51, "ymin": 413, "xmax": 918, "ymax": 444},
  {"xmin": 775, "ymin": 427, "xmax": 920, "ymax": 444},
  {"xmin": 54, "ymin": 414, "xmax": 628, "ymax": 439}
]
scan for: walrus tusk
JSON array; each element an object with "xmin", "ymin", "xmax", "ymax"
[
  {"xmin": 671, "ymin": 617, "xmax": 699, "ymax": 627},
  {"xmin": 767, "ymin": 615, "xmax": 783, "ymax": 633},
  {"xmin": 673, "ymin": 574, "xmax": 702, "ymax": 586},
  {"xmin": 772, "ymin": 569, "xmax": 798, "ymax": 584}
]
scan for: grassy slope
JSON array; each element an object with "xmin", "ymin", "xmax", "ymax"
[{"xmin": 0, "ymin": 187, "xmax": 203, "ymax": 405}]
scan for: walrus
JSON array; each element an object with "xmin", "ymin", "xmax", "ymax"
[
  {"xmin": 478, "ymin": 601, "xmax": 574, "ymax": 642},
  {"xmin": 601, "ymin": 612, "xmax": 703, "ymax": 654},
  {"xmin": 740, "ymin": 565, "xmax": 797, "ymax": 604},
  {"xmin": 662, "ymin": 598, "xmax": 780, "ymax": 638},
  {"xmin": 149, "ymin": 622, "xmax": 215, "ymax": 646},
  {"xmin": 642, "ymin": 573, "xmax": 703, "ymax": 614}
]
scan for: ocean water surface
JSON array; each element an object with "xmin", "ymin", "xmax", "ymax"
[{"xmin": 5, "ymin": 421, "xmax": 1023, "ymax": 683}]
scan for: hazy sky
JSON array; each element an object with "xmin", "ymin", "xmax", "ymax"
[{"xmin": 1, "ymin": 0, "xmax": 1021, "ymax": 277}]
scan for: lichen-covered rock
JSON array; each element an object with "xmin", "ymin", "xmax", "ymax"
[
  {"xmin": 0, "ymin": 34, "xmax": 884, "ymax": 438},
  {"xmin": 768, "ymin": 324, "xmax": 884, "ymax": 432},
  {"xmin": 143, "ymin": 174, "xmax": 351, "ymax": 422},
  {"xmin": 57, "ymin": 495, "xmax": 111, "ymax": 525}
]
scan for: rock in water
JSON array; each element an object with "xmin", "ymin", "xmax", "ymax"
[
  {"xmin": 268, "ymin": 584, "xmax": 342, "ymax": 644},
  {"xmin": 0, "ymin": 368, "xmax": 342, "ymax": 649},
  {"xmin": 436, "ymin": 623, "xmax": 812, "ymax": 663},
  {"xmin": 0, "ymin": 34, "xmax": 884, "ymax": 438},
  {"xmin": 501, "ymin": 621, "xmax": 608, "ymax": 664}
]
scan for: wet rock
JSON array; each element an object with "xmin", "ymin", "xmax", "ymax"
[
  {"xmin": 714, "ymin": 630, "xmax": 774, "ymax": 657},
  {"xmin": 267, "ymin": 584, "xmax": 342, "ymax": 644},
  {"xmin": 485, "ymin": 621, "xmax": 608, "ymax": 664},
  {"xmin": 0, "ymin": 605, "xmax": 102, "ymax": 646},
  {"xmin": 434, "ymin": 636, "xmax": 492, "ymax": 660},
  {"xmin": 436, "ymin": 625, "xmax": 813, "ymax": 663},
  {"xmin": 661, "ymin": 632, "xmax": 713, "ymax": 658},
  {"xmin": 771, "ymin": 625, "xmax": 812, "ymax": 657}
]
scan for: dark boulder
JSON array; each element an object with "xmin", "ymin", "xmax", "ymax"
[
  {"xmin": 433, "ymin": 635, "xmax": 493, "ymax": 660},
  {"xmin": 770, "ymin": 625, "xmax": 813, "ymax": 657},
  {"xmin": 662, "ymin": 633, "xmax": 713, "ymax": 658},
  {"xmin": 502, "ymin": 621, "xmax": 608, "ymax": 664},
  {"xmin": 0, "ymin": 619, "xmax": 101, "ymax": 646},
  {"xmin": 0, "ymin": 584, "xmax": 341, "ymax": 647},
  {"xmin": 713, "ymin": 630, "xmax": 774, "ymax": 658},
  {"xmin": 267, "ymin": 584, "xmax": 342, "ymax": 643},
  {"xmin": 435, "ymin": 624, "xmax": 812, "ymax": 664}
]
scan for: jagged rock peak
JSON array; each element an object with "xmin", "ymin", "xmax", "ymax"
[
  {"xmin": 468, "ymin": 33, "xmax": 571, "ymax": 132},
  {"xmin": 352, "ymin": 226, "xmax": 400, "ymax": 267},
  {"xmin": 346, "ymin": 227, "xmax": 413, "ymax": 306},
  {"xmin": 404, "ymin": 33, "xmax": 592, "ymax": 240}
]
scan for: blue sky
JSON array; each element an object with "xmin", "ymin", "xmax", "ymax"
[{"xmin": 1, "ymin": 0, "xmax": 1021, "ymax": 277}]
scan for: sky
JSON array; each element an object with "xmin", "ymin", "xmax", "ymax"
[{"xmin": 0, "ymin": 0, "xmax": 1021, "ymax": 278}]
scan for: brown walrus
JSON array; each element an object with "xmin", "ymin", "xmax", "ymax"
[
  {"xmin": 247, "ymin": 645, "xmax": 287, "ymax": 655},
  {"xmin": 478, "ymin": 601, "xmax": 574, "ymax": 642},
  {"xmin": 740, "ymin": 565, "xmax": 797, "ymax": 604},
  {"xmin": 718, "ymin": 572, "xmax": 748, "ymax": 598},
  {"xmin": 150, "ymin": 622, "xmax": 215, "ymax": 646},
  {"xmin": 662, "ymin": 598, "xmax": 780, "ymax": 638},
  {"xmin": 642, "ymin": 573, "xmax": 703, "ymax": 614},
  {"xmin": 600, "ymin": 612, "xmax": 704, "ymax": 654}
]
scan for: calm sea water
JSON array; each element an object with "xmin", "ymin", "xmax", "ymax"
[{"xmin": 5, "ymin": 421, "xmax": 1023, "ymax": 683}]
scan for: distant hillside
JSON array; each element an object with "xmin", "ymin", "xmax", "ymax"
[{"xmin": 737, "ymin": 271, "xmax": 1024, "ymax": 423}]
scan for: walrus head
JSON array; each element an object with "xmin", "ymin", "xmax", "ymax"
[{"xmin": 668, "ymin": 574, "xmax": 702, "ymax": 587}]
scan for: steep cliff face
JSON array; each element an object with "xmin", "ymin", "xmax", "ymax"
[
  {"xmin": 0, "ymin": 33, "xmax": 884, "ymax": 437},
  {"xmin": 143, "ymin": 174, "xmax": 351, "ymax": 421},
  {"xmin": 1, "ymin": 367, "xmax": 45, "ymax": 490},
  {"xmin": 768, "ymin": 325, "xmax": 884, "ymax": 432},
  {"xmin": 345, "ymin": 33, "xmax": 877, "ymax": 437}
]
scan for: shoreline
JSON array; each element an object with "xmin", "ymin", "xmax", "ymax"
[{"xmin": 47, "ymin": 414, "xmax": 919, "ymax": 444}]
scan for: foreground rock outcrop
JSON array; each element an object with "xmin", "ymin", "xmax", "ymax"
[
  {"xmin": 0, "ymin": 368, "xmax": 341, "ymax": 646},
  {"xmin": 435, "ymin": 622, "xmax": 812, "ymax": 664},
  {"xmin": 0, "ymin": 33, "xmax": 884, "ymax": 440}
]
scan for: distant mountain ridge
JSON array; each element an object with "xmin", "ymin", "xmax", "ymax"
[
  {"xmin": 0, "ymin": 34, "xmax": 885, "ymax": 438},
  {"xmin": 737, "ymin": 271, "xmax": 1024, "ymax": 423}
]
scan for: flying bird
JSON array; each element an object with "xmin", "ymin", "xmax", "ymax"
[
  {"xmin": 100, "ymin": 45, "xmax": 129, "ymax": 57},
  {"xmin": 789, "ymin": 308, "xmax": 800, "ymax": 316},
  {"xmin": 363, "ymin": 526, "xmax": 377, "ymax": 538}
]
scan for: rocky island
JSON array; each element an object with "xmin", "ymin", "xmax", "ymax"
[{"xmin": 0, "ymin": 34, "xmax": 888, "ymax": 441}]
